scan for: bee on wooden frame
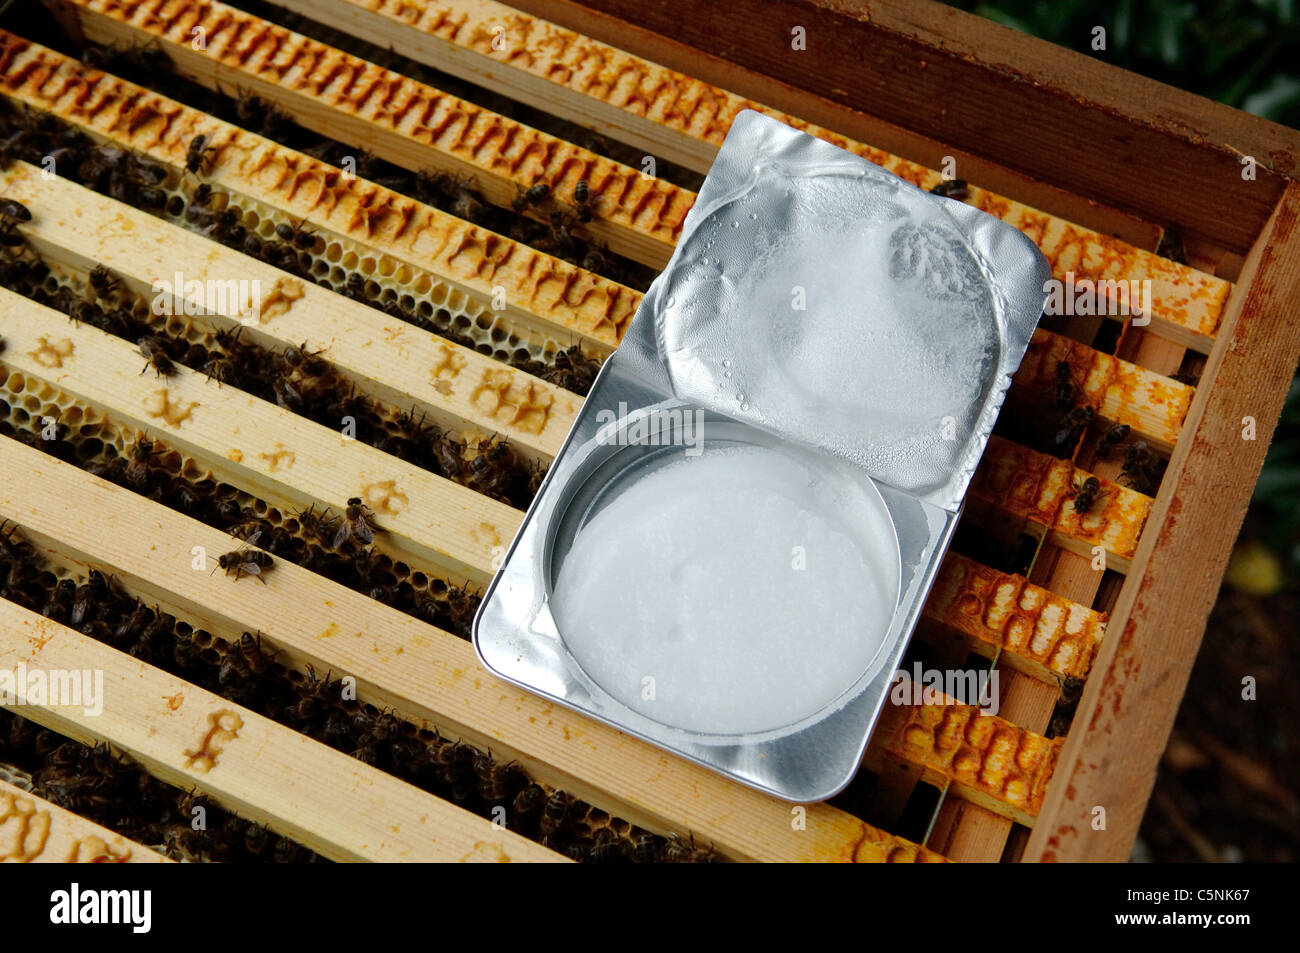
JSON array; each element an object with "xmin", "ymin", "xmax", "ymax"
[
  {"xmin": 124, "ymin": 436, "xmax": 159, "ymax": 489},
  {"xmin": 184, "ymin": 133, "xmax": 217, "ymax": 177},
  {"xmin": 137, "ymin": 335, "xmax": 176, "ymax": 377},
  {"xmin": 512, "ymin": 180, "xmax": 550, "ymax": 212},
  {"xmin": 928, "ymin": 178, "xmax": 969, "ymax": 200},
  {"xmin": 1068, "ymin": 474, "xmax": 1102, "ymax": 515},
  {"xmin": 572, "ymin": 179, "xmax": 595, "ymax": 222},
  {"xmin": 1054, "ymin": 405, "xmax": 1095, "ymax": 455},
  {"xmin": 214, "ymin": 530, "xmax": 276, "ymax": 584},
  {"xmin": 1089, "ymin": 423, "xmax": 1128, "ymax": 462},
  {"xmin": 332, "ymin": 496, "xmax": 377, "ymax": 549},
  {"xmin": 87, "ymin": 264, "xmax": 121, "ymax": 303}
]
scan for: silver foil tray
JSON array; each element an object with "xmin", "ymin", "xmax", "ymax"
[{"xmin": 474, "ymin": 357, "xmax": 958, "ymax": 802}]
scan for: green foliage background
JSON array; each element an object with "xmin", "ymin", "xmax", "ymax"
[{"xmin": 945, "ymin": 0, "xmax": 1300, "ymax": 578}]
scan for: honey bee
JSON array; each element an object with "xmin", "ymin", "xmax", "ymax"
[
  {"xmin": 88, "ymin": 264, "xmax": 120, "ymax": 302},
  {"xmin": 125, "ymin": 436, "xmax": 158, "ymax": 489},
  {"xmin": 215, "ymin": 530, "xmax": 276, "ymax": 583},
  {"xmin": 539, "ymin": 789, "xmax": 570, "ymax": 835},
  {"xmin": 449, "ymin": 180, "xmax": 486, "ymax": 222},
  {"xmin": 572, "ymin": 179, "xmax": 594, "ymax": 222},
  {"xmin": 1156, "ymin": 224, "xmax": 1185, "ymax": 264},
  {"xmin": 928, "ymin": 178, "xmax": 969, "ymax": 200},
  {"xmin": 201, "ymin": 354, "xmax": 239, "ymax": 387},
  {"xmin": 580, "ymin": 242, "xmax": 610, "ymax": 275},
  {"xmin": 1096, "ymin": 423, "xmax": 1131, "ymax": 460},
  {"xmin": 332, "ymin": 497, "xmax": 377, "ymax": 549},
  {"xmin": 234, "ymin": 90, "xmax": 292, "ymax": 139},
  {"xmin": 0, "ymin": 518, "xmax": 31, "ymax": 562},
  {"xmin": 1069, "ymin": 475, "xmax": 1102, "ymax": 515},
  {"xmin": 274, "ymin": 216, "xmax": 317, "ymax": 251},
  {"xmin": 0, "ymin": 197, "xmax": 29, "ymax": 248},
  {"xmin": 1054, "ymin": 405, "xmax": 1095, "ymax": 453},
  {"xmin": 664, "ymin": 832, "xmax": 714, "ymax": 862},
  {"xmin": 512, "ymin": 180, "xmax": 550, "ymax": 212},
  {"xmin": 238, "ymin": 630, "xmax": 271, "ymax": 674},
  {"xmin": 588, "ymin": 827, "xmax": 631, "ymax": 862},
  {"xmin": 544, "ymin": 345, "xmax": 601, "ymax": 395},
  {"xmin": 1120, "ymin": 441, "xmax": 1161, "ymax": 495},
  {"xmin": 70, "ymin": 579, "xmax": 97, "ymax": 627},
  {"xmin": 1053, "ymin": 360, "xmax": 1079, "ymax": 409},
  {"xmin": 137, "ymin": 335, "xmax": 176, "ymax": 377},
  {"xmin": 184, "ymin": 133, "xmax": 216, "ymax": 176},
  {"xmin": 0, "ymin": 196, "xmax": 31, "ymax": 223},
  {"xmin": 547, "ymin": 209, "xmax": 579, "ymax": 257},
  {"xmin": 473, "ymin": 751, "xmax": 520, "ymax": 802},
  {"xmin": 632, "ymin": 832, "xmax": 658, "ymax": 863}
]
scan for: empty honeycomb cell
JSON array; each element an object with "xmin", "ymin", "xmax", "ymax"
[
  {"xmin": 411, "ymin": 571, "xmax": 427, "ymax": 588},
  {"xmin": 453, "ymin": 315, "xmax": 472, "ymax": 331},
  {"xmin": 166, "ymin": 195, "xmax": 185, "ymax": 216},
  {"xmin": 342, "ymin": 251, "xmax": 358, "ymax": 270},
  {"xmin": 324, "ymin": 242, "xmax": 342, "ymax": 263},
  {"xmin": 312, "ymin": 260, "xmax": 329, "ymax": 277},
  {"xmin": 392, "ymin": 561, "xmax": 410, "ymax": 579},
  {"xmin": 252, "ymin": 499, "xmax": 268, "ymax": 515},
  {"xmin": 11, "ymin": 407, "xmax": 29, "ymax": 425},
  {"xmin": 417, "ymin": 301, "xmax": 433, "ymax": 318},
  {"xmin": 377, "ymin": 256, "xmax": 395, "ymax": 278},
  {"xmin": 22, "ymin": 396, "xmax": 40, "ymax": 414},
  {"xmin": 75, "ymin": 438, "xmax": 103, "ymax": 460},
  {"xmin": 182, "ymin": 458, "xmax": 202, "ymax": 479},
  {"xmin": 475, "ymin": 342, "xmax": 492, "ymax": 356},
  {"xmin": 193, "ymin": 630, "xmax": 213, "ymax": 649},
  {"xmin": 412, "ymin": 273, "xmax": 432, "ymax": 295}
]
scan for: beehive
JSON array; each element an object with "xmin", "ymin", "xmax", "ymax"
[{"xmin": 0, "ymin": 0, "xmax": 1296, "ymax": 862}]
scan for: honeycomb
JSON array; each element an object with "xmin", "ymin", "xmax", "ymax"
[
  {"xmin": 0, "ymin": 378, "xmax": 716, "ymax": 862},
  {"xmin": 0, "ymin": 94, "xmax": 607, "ymax": 390}
]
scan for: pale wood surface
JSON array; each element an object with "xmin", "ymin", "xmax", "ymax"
[
  {"xmin": 0, "ymin": 599, "xmax": 565, "ymax": 862},
  {"xmin": 0, "ymin": 32, "xmax": 639, "ymax": 354},
  {"xmin": 1027, "ymin": 183, "xmax": 1300, "ymax": 863},
  {"xmin": 0, "ymin": 161, "xmax": 580, "ymax": 464},
  {"xmin": 526, "ymin": 0, "xmax": 1300, "ymax": 252},
  {"xmin": 0, "ymin": 778, "xmax": 172, "ymax": 863},
  {"xmin": 268, "ymin": 0, "xmax": 1230, "ymax": 348},
  {"xmin": 0, "ymin": 435, "xmax": 939, "ymax": 862},
  {"xmin": 60, "ymin": 0, "xmax": 692, "ymax": 269},
  {"xmin": 0, "ymin": 286, "xmax": 518, "ymax": 587}
]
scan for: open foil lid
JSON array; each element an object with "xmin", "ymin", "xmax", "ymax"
[{"xmin": 615, "ymin": 110, "xmax": 1050, "ymax": 511}]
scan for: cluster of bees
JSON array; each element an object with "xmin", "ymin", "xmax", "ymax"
[
  {"xmin": 0, "ymin": 515, "xmax": 715, "ymax": 862},
  {"xmin": 1044, "ymin": 360, "xmax": 1166, "ymax": 511},
  {"xmin": 0, "ymin": 198, "xmax": 545, "ymax": 512},
  {"xmin": 0, "ymin": 710, "xmax": 325, "ymax": 863},
  {"xmin": 0, "ymin": 94, "xmax": 607, "ymax": 400}
]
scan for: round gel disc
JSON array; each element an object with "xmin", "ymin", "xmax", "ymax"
[{"xmin": 549, "ymin": 442, "xmax": 900, "ymax": 737}]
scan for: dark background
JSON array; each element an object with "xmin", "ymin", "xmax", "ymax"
[{"xmin": 944, "ymin": 0, "xmax": 1300, "ymax": 862}]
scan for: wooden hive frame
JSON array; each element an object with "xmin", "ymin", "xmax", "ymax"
[{"xmin": 0, "ymin": 0, "xmax": 1294, "ymax": 863}]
